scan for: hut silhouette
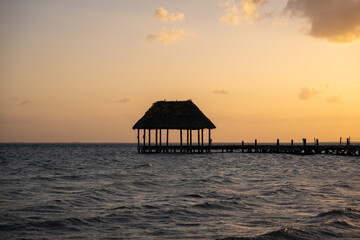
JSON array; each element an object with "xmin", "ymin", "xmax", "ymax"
[
  {"xmin": 133, "ymin": 100, "xmax": 216, "ymax": 153},
  {"xmin": 132, "ymin": 100, "xmax": 360, "ymax": 156}
]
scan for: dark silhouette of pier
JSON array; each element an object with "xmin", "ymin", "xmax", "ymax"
[
  {"xmin": 137, "ymin": 140, "xmax": 360, "ymax": 156},
  {"xmin": 133, "ymin": 100, "xmax": 359, "ymax": 156}
]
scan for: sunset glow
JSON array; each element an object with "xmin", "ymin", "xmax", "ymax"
[{"xmin": 1, "ymin": 0, "xmax": 359, "ymax": 143}]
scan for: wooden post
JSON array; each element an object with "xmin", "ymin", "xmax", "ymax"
[
  {"xmin": 143, "ymin": 129, "xmax": 146, "ymax": 147},
  {"xmin": 255, "ymin": 139, "xmax": 257, "ymax": 146},
  {"xmin": 198, "ymin": 130, "xmax": 200, "ymax": 146},
  {"xmin": 242, "ymin": 141, "xmax": 244, "ymax": 153},
  {"xmin": 180, "ymin": 129, "xmax": 183, "ymax": 146},
  {"xmin": 137, "ymin": 129, "xmax": 140, "ymax": 153},
  {"xmin": 137, "ymin": 129, "xmax": 140, "ymax": 147},
  {"xmin": 187, "ymin": 129, "xmax": 189, "ymax": 146},
  {"xmin": 291, "ymin": 139, "xmax": 294, "ymax": 146},
  {"xmin": 201, "ymin": 129, "xmax": 204, "ymax": 146},
  {"xmin": 209, "ymin": 129, "xmax": 211, "ymax": 146},
  {"xmin": 201, "ymin": 129, "xmax": 204, "ymax": 153},
  {"xmin": 166, "ymin": 129, "xmax": 169, "ymax": 147},
  {"xmin": 302, "ymin": 138, "xmax": 306, "ymax": 146},
  {"xmin": 159, "ymin": 129, "xmax": 162, "ymax": 146},
  {"xmin": 148, "ymin": 129, "xmax": 151, "ymax": 146},
  {"xmin": 316, "ymin": 139, "xmax": 319, "ymax": 146},
  {"xmin": 277, "ymin": 139, "xmax": 279, "ymax": 146},
  {"xmin": 155, "ymin": 129, "xmax": 158, "ymax": 146},
  {"xmin": 189, "ymin": 130, "xmax": 192, "ymax": 153},
  {"xmin": 208, "ymin": 129, "xmax": 211, "ymax": 153},
  {"xmin": 340, "ymin": 137, "xmax": 342, "ymax": 145},
  {"xmin": 197, "ymin": 129, "xmax": 200, "ymax": 153},
  {"xmin": 190, "ymin": 130, "xmax": 192, "ymax": 146}
]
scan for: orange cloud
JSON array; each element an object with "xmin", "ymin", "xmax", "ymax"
[
  {"xmin": 213, "ymin": 89, "xmax": 229, "ymax": 94},
  {"xmin": 327, "ymin": 96, "xmax": 341, "ymax": 103},
  {"xmin": 220, "ymin": 0, "xmax": 267, "ymax": 26},
  {"xmin": 298, "ymin": 87, "xmax": 320, "ymax": 100},
  {"xmin": 220, "ymin": 12, "xmax": 241, "ymax": 26},
  {"xmin": 19, "ymin": 100, "xmax": 31, "ymax": 105},
  {"xmin": 154, "ymin": 7, "xmax": 184, "ymax": 21},
  {"xmin": 112, "ymin": 97, "xmax": 131, "ymax": 103},
  {"xmin": 220, "ymin": 2, "xmax": 241, "ymax": 26},
  {"xmin": 13, "ymin": 97, "xmax": 31, "ymax": 105},
  {"xmin": 242, "ymin": 0, "xmax": 267, "ymax": 19},
  {"xmin": 286, "ymin": 0, "xmax": 360, "ymax": 43},
  {"xmin": 146, "ymin": 29, "xmax": 194, "ymax": 45}
]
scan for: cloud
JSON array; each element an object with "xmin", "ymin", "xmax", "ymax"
[
  {"xmin": 213, "ymin": 89, "xmax": 229, "ymax": 94},
  {"xmin": 298, "ymin": 86, "xmax": 342, "ymax": 102},
  {"xmin": 19, "ymin": 100, "xmax": 31, "ymax": 105},
  {"xmin": 154, "ymin": 7, "xmax": 185, "ymax": 21},
  {"xmin": 146, "ymin": 29, "xmax": 195, "ymax": 44},
  {"xmin": 13, "ymin": 97, "xmax": 31, "ymax": 105},
  {"xmin": 298, "ymin": 87, "xmax": 320, "ymax": 100},
  {"xmin": 113, "ymin": 97, "xmax": 131, "ymax": 103},
  {"xmin": 285, "ymin": 0, "xmax": 360, "ymax": 43},
  {"xmin": 242, "ymin": 0, "xmax": 267, "ymax": 19},
  {"xmin": 220, "ymin": 0, "xmax": 267, "ymax": 26},
  {"xmin": 327, "ymin": 96, "xmax": 341, "ymax": 103},
  {"xmin": 220, "ymin": 2, "xmax": 241, "ymax": 26}
]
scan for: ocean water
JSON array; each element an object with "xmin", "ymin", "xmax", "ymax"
[{"xmin": 0, "ymin": 143, "xmax": 359, "ymax": 240}]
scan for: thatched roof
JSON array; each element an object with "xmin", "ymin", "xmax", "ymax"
[{"xmin": 133, "ymin": 100, "xmax": 216, "ymax": 130}]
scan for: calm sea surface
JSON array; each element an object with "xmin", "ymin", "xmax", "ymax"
[{"xmin": 0, "ymin": 143, "xmax": 359, "ymax": 239}]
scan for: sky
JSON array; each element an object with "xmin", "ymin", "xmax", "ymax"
[{"xmin": 0, "ymin": 0, "xmax": 360, "ymax": 143}]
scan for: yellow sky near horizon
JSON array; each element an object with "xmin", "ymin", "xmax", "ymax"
[{"xmin": 0, "ymin": 0, "xmax": 360, "ymax": 143}]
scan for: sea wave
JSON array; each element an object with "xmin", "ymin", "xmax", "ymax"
[
  {"xmin": 1, "ymin": 144, "xmax": 359, "ymax": 239},
  {"xmin": 219, "ymin": 208, "xmax": 360, "ymax": 240},
  {"xmin": 315, "ymin": 207, "xmax": 359, "ymax": 218},
  {"xmin": 219, "ymin": 228, "xmax": 315, "ymax": 240}
]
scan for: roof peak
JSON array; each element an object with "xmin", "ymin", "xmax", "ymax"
[
  {"xmin": 133, "ymin": 100, "xmax": 215, "ymax": 130},
  {"xmin": 154, "ymin": 99, "xmax": 193, "ymax": 103}
]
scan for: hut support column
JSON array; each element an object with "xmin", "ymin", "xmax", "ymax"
[
  {"xmin": 143, "ymin": 129, "xmax": 146, "ymax": 148},
  {"xmin": 209, "ymin": 129, "xmax": 211, "ymax": 146},
  {"xmin": 208, "ymin": 129, "xmax": 211, "ymax": 153},
  {"xmin": 187, "ymin": 129, "xmax": 189, "ymax": 146},
  {"xmin": 190, "ymin": 130, "xmax": 192, "ymax": 153},
  {"xmin": 155, "ymin": 129, "xmax": 158, "ymax": 153},
  {"xmin": 148, "ymin": 129, "xmax": 151, "ymax": 147},
  {"xmin": 155, "ymin": 129, "xmax": 158, "ymax": 146},
  {"xmin": 197, "ymin": 129, "xmax": 200, "ymax": 153},
  {"xmin": 198, "ymin": 130, "xmax": 200, "ymax": 146},
  {"xmin": 159, "ymin": 130, "xmax": 162, "ymax": 146},
  {"xmin": 137, "ymin": 129, "xmax": 140, "ymax": 153},
  {"xmin": 187, "ymin": 130, "xmax": 189, "ymax": 153},
  {"xmin": 166, "ymin": 129, "xmax": 169, "ymax": 152},
  {"xmin": 137, "ymin": 129, "xmax": 140, "ymax": 146},
  {"xmin": 180, "ymin": 130, "xmax": 183, "ymax": 154},
  {"xmin": 190, "ymin": 130, "xmax": 192, "ymax": 146},
  {"xmin": 201, "ymin": 129, "xmax": 204, "ymax": 153}
]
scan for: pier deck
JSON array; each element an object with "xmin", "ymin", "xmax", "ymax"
[{"xmin": 138, "ymin": 144, "xmax": 360, "ymax": 156}]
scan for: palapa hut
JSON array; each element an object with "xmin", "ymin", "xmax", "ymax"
[{"xmin": 133, "ymin": 100, "xmax": 216, "ymax": 153}]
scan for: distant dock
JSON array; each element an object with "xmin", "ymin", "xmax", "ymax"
[
  {"xmin": 137, "ymin": 142, "xmax": 360, "ymax": 156},
  {"xmin": 133, "ymin": 100, "xmax": 359, "ymax": 156}
]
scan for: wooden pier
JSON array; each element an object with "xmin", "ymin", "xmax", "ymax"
[
  {"xmin": 137, "ymin": 143, "xmax": 360, "ymax": 156},
  {"xmin": 133, "ymin": 100, "xmax": 359, "ymax": 157}
]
